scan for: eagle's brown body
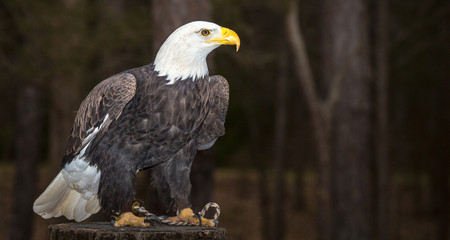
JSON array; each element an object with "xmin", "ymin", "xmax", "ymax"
[
  {"xmin": 33, "ymin": 21, "xmax": 238, "ymax": 226},
  {"xmin": 63, "ymin": 64, "xmax": 229, "ymax": 214}
]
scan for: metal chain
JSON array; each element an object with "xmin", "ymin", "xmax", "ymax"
[{"xmin": 131, "ymin": 201, "xmax": 221, "ymax": 227}]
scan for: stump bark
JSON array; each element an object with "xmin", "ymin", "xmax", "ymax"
[{"xmin": 49, "ymin": 222, "xmax": 227, "ymax": 240}]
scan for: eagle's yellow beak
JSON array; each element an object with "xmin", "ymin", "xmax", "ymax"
[{"xmin": 206, "ymin": 27, "xmax": 240, "ymax": 52}]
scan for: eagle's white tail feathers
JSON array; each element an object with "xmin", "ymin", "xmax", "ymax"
[
  {"xmin": 33, "ymin": 171, "xmax": 101, "ymax": 222},
  {"xmin": 85, "ymin": 195, "xmax": 101, "ymax": 213}
]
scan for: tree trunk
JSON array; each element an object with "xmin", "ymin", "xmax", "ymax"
[
  {"xmin": 49, "ymin": 77, "xmax": 78, "ymax": 174},
  {"xmin": 150, "ymin": 0, "xmax": 215, "ymax": 213},
  {"xmin": 430, "ymin": 74, "xmax": 449, "ymax": 240},
  {"xmin": 327, "ymin": 0, "xmax": 373, "ymax": 239},
  {"xmin": 151, "ymin": 0, "xmax": 212, "ymax": 52},
  {"xmin": 48, "ymin": 0, "xmax": 85, "ymax": 175},
  {"xmin": 272, "ymin": 48, "xmax": 288, "ymax": 240},
  {"xmin": 286, "ymin": 1, "xmax": 335, "ymax": 239},
  {"xmin": 375, "ymin": 0, "xmax": 391, "ymax": 239},
  {"xmin": 8, "ymin": 85, "xmax": 42, "ymax": 240},
  {"xmin": 292, "ymin": 98, "xmax": 311, "ymax": 211},
  {"xmin": 287, "ymin": 0, "xmax": 373, "ymax": 239},
  {"xmin": 253, "ymin": 125, "xmax": 271, "ymax": 240}
]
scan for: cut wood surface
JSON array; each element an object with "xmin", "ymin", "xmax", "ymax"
[{"xmin": 49, "ymin": 222, "xmax": 227, "ymax": 240}]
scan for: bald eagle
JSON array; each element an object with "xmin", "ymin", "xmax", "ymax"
[{"xmin": 33, "ymin": 21, "xmax": 240, "ymax": 227}]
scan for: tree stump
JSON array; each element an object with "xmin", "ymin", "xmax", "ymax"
[{"xmin": 49, "ymin": 222, "xmax": 227, "ymax": 240}]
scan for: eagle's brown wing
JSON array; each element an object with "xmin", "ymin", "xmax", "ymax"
[
  {"xmin": 197, "ymin": 75, "xmax": 229, "ymax": 150},
  {"xmin": 62, "ymin": 73, "xmax": 136, "ymax": 165}
]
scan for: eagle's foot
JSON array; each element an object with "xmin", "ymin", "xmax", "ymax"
[
  {"xmin": 167, "ymin": 208, "xmax": 216, "ymax": 227},
  {"xmin": 112, "ymin": 212, "xmax": 150, "ymax": 227}
]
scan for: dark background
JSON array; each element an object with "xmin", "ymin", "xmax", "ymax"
[{"xmin": 0, "ymin": 0, "xmax": 449, "ymax": 240}]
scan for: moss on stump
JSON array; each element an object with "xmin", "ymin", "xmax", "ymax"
[{"xmin": 49, "ymin": 222, "xmax": 227, "ymax": 240}]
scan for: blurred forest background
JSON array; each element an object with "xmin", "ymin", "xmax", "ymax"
[{"xmin": 0, "ymin": 0, "xmax": 449, "ymax": 240}]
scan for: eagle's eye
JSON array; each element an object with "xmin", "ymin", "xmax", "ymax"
[{"xmin": 200, "ymin": 29, "xmax": 211, "ymax": 36}]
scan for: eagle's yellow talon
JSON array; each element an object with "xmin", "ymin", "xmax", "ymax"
[
  {"xmin": 113, "ymin": 212, "xmax": 150, "ymax": 227},
  {"xmin": 168, "ymin": 208, "xmax": 215, "ymax": 227}
]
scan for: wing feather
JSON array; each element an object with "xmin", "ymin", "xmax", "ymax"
[
  {"xmin": 197, "ymin": 75, "xmax": 229, "ymax": 148},
  {"xmin": 62, "ymin": 73, "xmax": 136, "ymax": 165}
]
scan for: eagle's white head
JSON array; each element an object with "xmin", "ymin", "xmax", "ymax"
[{"xmin": 154, "ymin": 21, "xmax": 240, "ymax": 84}]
